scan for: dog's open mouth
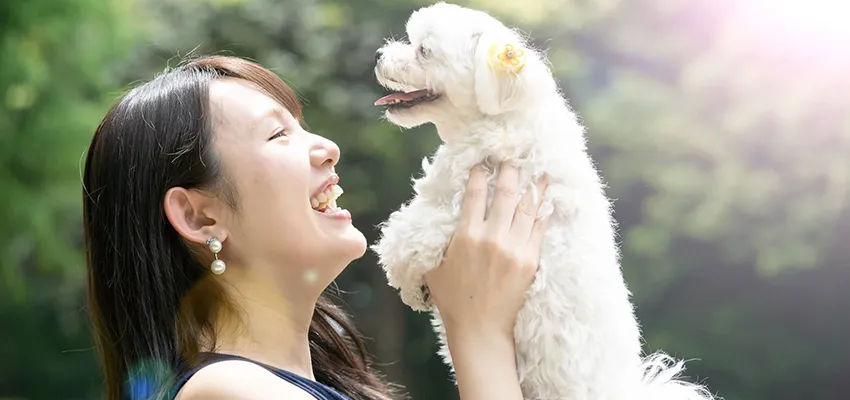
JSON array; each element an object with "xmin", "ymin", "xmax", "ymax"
[{"xmin": 374, "ymin": 89, "xmax": 441, "ymax": 110}]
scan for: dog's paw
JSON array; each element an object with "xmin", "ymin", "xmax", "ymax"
[
  {"xmin": 421, "ymin": 284, "xmax": 432, "ymax": 305},
  {"xmin": 400, "ymin": 283, "xmax": 434, "ymax": 311}
]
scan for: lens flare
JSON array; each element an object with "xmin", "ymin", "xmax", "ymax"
[{"xmin": 740, "ymin": 0, "xmax": 850, "ymax": 40}]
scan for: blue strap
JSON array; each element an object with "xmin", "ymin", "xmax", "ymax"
[{"xmin": 170, "ymin": 353, "xmax": 348, "ymax": 400}]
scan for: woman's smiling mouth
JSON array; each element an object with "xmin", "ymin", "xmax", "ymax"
[{"xmin": 310, "ymin": 175, "xmax": 351, "ymax": 220}]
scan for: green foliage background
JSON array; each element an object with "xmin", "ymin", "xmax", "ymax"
[{"xmin": 1, "ymin": 0, "xmax": 848, "ymax": 399}]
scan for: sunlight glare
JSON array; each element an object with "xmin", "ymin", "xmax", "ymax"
[{"xmin": 746, "ymin": 0, "xmax": 850, "ymax": 38}]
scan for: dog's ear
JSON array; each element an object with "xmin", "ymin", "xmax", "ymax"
[{"xmin": 473, "ymin": 30, "xmax": 533, "ymax": 115}]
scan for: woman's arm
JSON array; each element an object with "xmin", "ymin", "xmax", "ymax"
[
  {"xmin": 425, "ymin": 162, "xmax": 550, "ymax": 400},
  {"xmin": 446, "ymin": 324, "xmax": 523, "ymax": 400}
]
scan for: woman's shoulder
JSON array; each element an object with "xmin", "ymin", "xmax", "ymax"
[{"xmin": 174, "ymin": 359, "xmax": 316, "ymax": 400}]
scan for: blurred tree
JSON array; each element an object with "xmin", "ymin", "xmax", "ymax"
[
  {"xmin": 3, "ymin": 0, "xmax": 849, "ymax": 399},
  {"xmin": 0, "ymin": 0, "xmax": 141, "ymax": 398}
]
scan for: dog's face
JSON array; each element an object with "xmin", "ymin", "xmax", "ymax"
[{"xmin": 374, "ymin": 2, "xmax": 547, "ymax": 139}]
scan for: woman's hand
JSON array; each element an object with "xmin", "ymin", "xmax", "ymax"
[
  {"xmin": 423, "ymin": 161, "xmax": 549, "ymax": 400},
  {"xmin": 425, "ymin": 161, "xmax": 549, "ymax": 338}
]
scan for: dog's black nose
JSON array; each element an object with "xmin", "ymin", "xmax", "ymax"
[{"xmin": 375, "ymin": 49, "xmax": 382, "ymax": 64}]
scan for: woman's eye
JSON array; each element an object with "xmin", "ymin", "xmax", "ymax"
[{"xmin": 269, "ymin": 129, "xmax": 287, "ymax": 141}]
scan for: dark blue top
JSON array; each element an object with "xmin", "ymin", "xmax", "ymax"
[{"xmin": 171, "ymin": 352, "xmax": 351, "ymax": 400}]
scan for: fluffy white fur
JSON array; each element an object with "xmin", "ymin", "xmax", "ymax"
[{"xmin": 370, "ymin": 3, "xmax": 715, "ymax": 400}]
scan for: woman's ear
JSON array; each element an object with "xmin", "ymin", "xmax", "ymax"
[{"xmin": 163, "ymin": 187, "xmax": 228, "ymax": 245}]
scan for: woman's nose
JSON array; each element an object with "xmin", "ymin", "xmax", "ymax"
[{"xmin": 310, "ymin": 134, "xmax": 340, "ymax": 168}]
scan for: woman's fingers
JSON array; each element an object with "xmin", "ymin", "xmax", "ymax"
[
  {"xmin": 488, "ymin": 162, "xmax": 521, "ymax": 231},
  {"xmin": 528, "ymin": 207, "xmax": 550, "ymax": 259},
  {"xmin": 458, "ymin": 164, "xmax": 490, "ymax": 229},
  {"xmin": 510, "ymin": 174, "xmax": 548, "ymax": 240}
]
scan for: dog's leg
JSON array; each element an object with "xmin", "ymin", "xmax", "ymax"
[{"xmin": 372, "ymin": 195, "xmax": 456, "ymax": 312}]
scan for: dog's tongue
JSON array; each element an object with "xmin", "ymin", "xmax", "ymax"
[{"xmin": 374, "ymin": 89, "xmax": 430, "ymax": 106}]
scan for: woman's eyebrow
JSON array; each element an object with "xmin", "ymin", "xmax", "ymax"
[{"xmin": 250, "ymin": 107, "xmax": 288, "ymax": 131}]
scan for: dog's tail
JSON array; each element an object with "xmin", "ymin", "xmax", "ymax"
[{"xmin": 638, "ymin": 352, "xmax": 719, "ymax": 400}]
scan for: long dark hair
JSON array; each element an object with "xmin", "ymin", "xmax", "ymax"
[{"xmin": 82, "ymin": 55, "xmax": 398, "ymax": 400}]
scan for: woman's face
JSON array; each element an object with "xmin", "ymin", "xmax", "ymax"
[{"xmin": 206, "ymin": 78, "xmax": 366, "ymax": 291}]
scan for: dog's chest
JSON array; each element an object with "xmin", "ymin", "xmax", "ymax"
[{"xmin": 412, "ymin": 132, "xmax": 540, "ymax": 211}]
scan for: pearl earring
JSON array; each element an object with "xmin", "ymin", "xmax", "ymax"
[{"xmin": 206, "ymin": 237, "xmax": 226, "ymax": 275}]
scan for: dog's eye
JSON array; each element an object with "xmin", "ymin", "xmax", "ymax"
[{"xmin": 419, "ymin": 44, "xmax": 430, "ymax": 59}]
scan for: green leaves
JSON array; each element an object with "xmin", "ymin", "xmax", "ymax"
[
  {"xmin": 553, "ymin": 0, "xmax": 850, "ymax": 278},
  {"xmin": 3, "ymin": 0, "xmax": 849, "ymax": 398},
  {"xmin": 0, "ymin": 0, "xmax": 139, "ymax": 301}
]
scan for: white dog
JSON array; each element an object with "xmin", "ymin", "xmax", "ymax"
[{"xmin": 370, "ymin": 3, "xmax": 715, "ymax": 400}]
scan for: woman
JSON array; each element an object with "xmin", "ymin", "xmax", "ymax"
[{"xmin": 82, "ymin": 55, "xmax": 549, "ymax": 400}]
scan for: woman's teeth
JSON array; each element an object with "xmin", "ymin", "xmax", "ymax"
[{"xmin": 310, "ymin": 184, "xmax": 344, "ymax": 211}]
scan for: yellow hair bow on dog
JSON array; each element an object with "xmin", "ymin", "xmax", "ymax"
[{"xmin": 488, "ymin": 42, "xmax": 527, "ymax": 74}]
